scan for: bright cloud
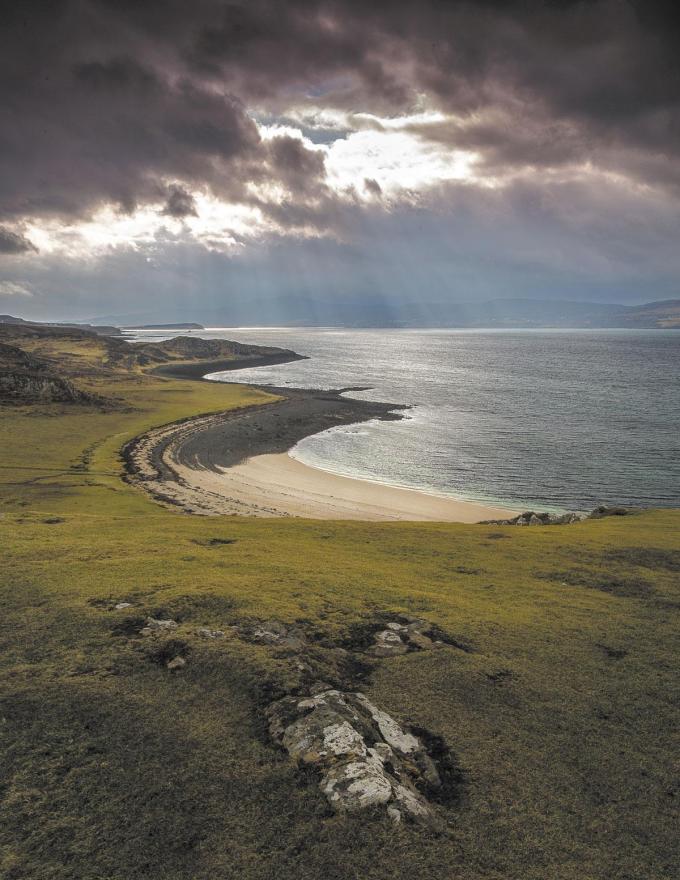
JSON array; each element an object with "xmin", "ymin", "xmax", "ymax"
[
  {"xmin": 0, "ymin": 280, "xmax": 32, "ymax": 297},
  {"xmin": 324, "ymin": 127, "xmax": 478, "ymax": 195},
  {"xmin": 17, "ymin": 110, "xmax": 483, "ymax": 259}
]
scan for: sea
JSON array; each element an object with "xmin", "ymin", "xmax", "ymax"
[{"xmin": 124, "ymin": 328, "xmax": 680, "ymax": 512}]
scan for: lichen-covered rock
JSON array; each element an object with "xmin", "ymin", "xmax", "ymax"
[
  {"xmin": 366, "ymin": 617, "xmax": 440, "ymax": 656},
  {"xmin": 481, "ymin": 510, "xmax": 587, "ymax": 526},
  {"xmin": 370, "ymin": 629, "xmax": 409, "ymax": 657},
  {"xmin": 166, "ymin": 656, "xmax": 186, "ymax": 671},
  {"xmin": 353, "ymin": 693, "xmax": 421, "ymax": 755},
  {"xmin": 321, "ymin": 752, "xmax": 393, "ymax": 811},
  {"xmin": 267, "ymin": 688, "xmax": 444, "ymax": 828},
  {"xmin": 196, "ymin": 627, "xmax": 225, "ymax": 639},
  {"xmin": 140, "ymin": 617, "xmax": 178, "ymax": 636},
  {"xmin": 408, "ymin": 632, "xmax": 434, "ymax": 651},
  {"xmin": 241, "ymin": 620, "xmax": 307, "ymax": 651}
]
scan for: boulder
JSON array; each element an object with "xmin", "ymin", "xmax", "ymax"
[
  {"xmin": 166, "ymin": 656, "xmax": 186, "ymax": 671},
  {"xmin": 244, "ymin": 620, "xmax": 307, "ymax": 651},
  {"xmin": 587, "ymin": 505, "xmax": 634, "ymax": 519},
  {"xmin": 196, "ymin": 628, "xmax": 225, "ymax": 639},
  {"xmin": 365, "ymin": 617, "xmax": 439, "ymax": 655},
  {"xmin": 140, "ymin": 617, "xmax": 178, "ymax": 636},
  {"xmin": 267, "ymin": 687, "xmax": 444, "ymax": 828},
  {"xmin": 370, "ymin": 629, "xmax": 409, "ymax": 657},
  {"xmin": 481, "ymin": 510, "xmax": 587, "ymax": 526}
]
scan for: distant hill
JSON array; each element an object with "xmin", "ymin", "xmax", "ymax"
[
  {"xmin": 613, "ymin": 300, "xmax": 680, "ymax": 329},
  {"xmin": 7, "ymin": 299, "xmax": 680, "ymax": 331},
  {"xmin": 0, "ymin": 337, "xmax": 108, "ymax": 405},
  {"xmin": 0, "ymin": 322, "xmax": 302, "ymax": 403},
  {"xmin": 89, "ymin": 298, "xmax": 680, "ymax": 329},
  {"xmin": 0, "ymin": 314, "xmax": 122, "ymax": 336}
]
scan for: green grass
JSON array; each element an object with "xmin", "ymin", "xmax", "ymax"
[{"xmin": 1, "ymin": 372, "xmax": 679, "ymax": 879}]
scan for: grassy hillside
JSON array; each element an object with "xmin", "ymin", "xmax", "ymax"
[{"xmin": 1, "ymin": 360, "xmax": 678, "ymax": 879}]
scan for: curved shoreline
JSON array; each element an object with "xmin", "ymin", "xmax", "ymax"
[
  {"xmin": 125, "ymin": 363, "xmax": 516, "ymax": 520},
  {"xmin": 189, "ymin": 452, "xmax": 517, "ymax": 521},
  {"xmin": 150, "ymin": 351, "xmax": 308, "ymax": 380}
]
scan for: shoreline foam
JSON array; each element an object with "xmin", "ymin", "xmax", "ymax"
[
  {"xmin": 172, "ymin": 451, "xmax": 517, "ymax": 521},
  {"xmin": 125, "ymin": 365, "xmax": 518, "ymax": 520}
]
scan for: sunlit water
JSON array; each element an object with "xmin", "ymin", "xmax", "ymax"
[{"xmin": 126, "ymin": 328, "xmax": 680, "ymax": 511}]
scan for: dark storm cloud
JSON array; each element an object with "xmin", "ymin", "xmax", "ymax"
[
  {"xmin": 7, "ymin": 172, "xmax": 680, "ymax": 323},
  {"xmin": 161, "ymin": 184, "xmax": 198, "ymax": 218},
  {"xmin": 267, "ymin": 136, "xmax": 327, "ymax": 194},
  {"xmin": 180, "ymin": 1, "xmax": 680, "ymax": 166},
  {"xmin": 2, "ymin": 0, "xmax": 679, "ymax": 230},
  {"xmin": 3, "ymin": 0, "xmax": 680, "ymax": 332},
  {"xmin": 0, "ymin": 227, "xmax": 38, "ymax": 255},
  {"xmin": 364, "ymin": 178, "xmax": 383, "ymax": 197}
]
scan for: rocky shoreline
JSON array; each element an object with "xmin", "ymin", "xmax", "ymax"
[
  {"xmin": 481, "ymin": 506, "xmax": 635, "ymax": 526},
  {"xmin": 149, "ymin": 351, "xmax": 309, "ymax": 380},
  {"xmin": 123, "ymin": 383, "xmax": 408, "ymax": 515},
  {"xmin": 125, "ymin": 358, "xmax": 638, "ymax": 521}
]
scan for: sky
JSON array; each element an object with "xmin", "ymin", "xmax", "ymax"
[{"xmin": 1, "ymin": 0, "xmax": 679, "ymax": 322}]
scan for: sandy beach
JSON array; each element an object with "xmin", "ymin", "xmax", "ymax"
[
  {"xmin": 124, "ymin": 367, "xmax": 517, "ymax": 521},
  {"xmin": 173, "ymin": 451, "xmax": 516, "ymax": 521}
]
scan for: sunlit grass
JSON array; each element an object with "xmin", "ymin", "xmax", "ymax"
[{"xmin": 1, "ymin": 368, "xmax": 678, "ymax": 880}]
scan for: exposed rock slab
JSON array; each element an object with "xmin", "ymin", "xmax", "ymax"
[
  {"xmin": 140, "ymin": 617, "xmax": 178, "ymax": 636},
  {"xmin": 361, "ymin": 615, "xmax": 449, "ymax": 657},
  {"xmin": 481, "ymin": 506, "xmax": 636, "ymax": 526},
  {"xmin": 267, "ymin": 688, "xmax": 444, "ymax": 829}
]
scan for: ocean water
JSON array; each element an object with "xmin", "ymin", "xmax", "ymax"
[{"xmin": 126, "ymin": 328, "xmax": 680, "ymax": 511}]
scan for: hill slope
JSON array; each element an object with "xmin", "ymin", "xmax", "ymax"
[
  {"xmin": 0, "ymin": 323, "xmax": 302, "ymax": 402},
  {"xmin": 0, "ymin": 327, "xmax": 677, "ymax": 879}
]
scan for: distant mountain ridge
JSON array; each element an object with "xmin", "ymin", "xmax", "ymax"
[
  {"xmin": 5, "ymin": 298, "xmax": 680, "ymax": 330},
  {"xmin": 86, "ymin": 298, "xmax": 680, "ymax": 329},
  {"xmin": 0, "ymin": 314, "xmax": 121, "ymax": 335}
]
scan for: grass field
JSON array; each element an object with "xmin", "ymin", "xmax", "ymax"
[{"xmin": 1, "ymin": 369, "xmax": 678, "ymax": 880}]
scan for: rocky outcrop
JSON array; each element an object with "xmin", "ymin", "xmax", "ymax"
[
  {"xmin": 482, "ymin": 511, "xmax": 586, "ymax": 526},
  {"xmin": 587, "ymin": 505, "xmax": 636, "ymax": 519},
  {"xmin": 481, "ymin": 506, "xmax": 635, "ymax": 526},
  {"xmin": 196, "ymin": 627, "xmax": 226, "ymax": 639},
  {"xmin": 139, "ymin": 616, "xmax": 179, "ymax": 636},
  {"xmin": 0, "ymin": 340, "xmax": 109, "ymax": 405},
  {"xmin": 0, "ymin": 368, "xmax": 103, "ymax": 404},
  {"xmin": 267, "ymin": 688, "xmax": 444, "ymax": 829},
  {"xmin": 237, "ymin": 619, "xmax": 308, "ymax": 651},
  {"xmin": 345, "ymin": 614, "xmax": 471, "ymax": 658},
  {"xmin": 104, "ymin": 603, "xmax": 462, "ymax": 830},
  {"xmin": 368, "ymin": 617, "xmax": 439, "ymax": 657}
]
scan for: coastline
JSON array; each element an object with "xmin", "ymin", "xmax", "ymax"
[
  {"xmin": 149, "ymin": 351, "xmax": 309, "ymax": 380},
  {"xmin": 128, "ymin": 358, "xmax": 515, "ymax": 521},
  {"xmin": 175, "ymin": 451, "xmax": 517, "ymax": 521}
]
